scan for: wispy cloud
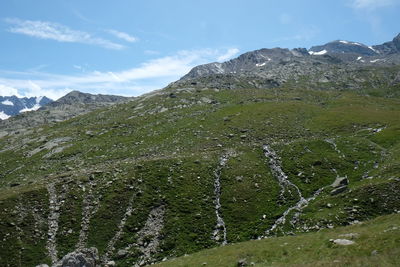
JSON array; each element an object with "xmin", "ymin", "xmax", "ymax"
[
  {"xmin": 5, "ymin": 18, "xmax": 125, "ymax": 50},
  {"xmin": 106, "ymin": 29, "xmax": 138, "ymax": 43},
  {"xmin": 217, "ymin": 48, "xmax": 240, "ymax": 62},
  {"xmin": 350, "ymin": 0, "xmax": 397, "ymax": 10},
  {"xmin": 0, "ymin": 48, "xmax": 240, "ymax": 99},
  {"xmin": 348, "ymin": 0, "xmax": 399, "ymax": 35}
]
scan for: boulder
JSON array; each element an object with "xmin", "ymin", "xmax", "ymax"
[
  {"xmin": 331, "ymin": 239, "xmax": 355, "ymax": 245},
  {"xmin": 54, "ymin": 247, "xmax": 98, "ymax": 267},
  {"xmin": 330, "ymin": 186, "xmax": 347, "ymax": 195},
  {"xmin": 331, "ymin": 177, "xmax": 349, "ymax": 188}
]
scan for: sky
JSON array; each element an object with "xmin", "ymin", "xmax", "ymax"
[{"xmin": 0, "ymin": 0, "xmax": 399, "ymax": 100}]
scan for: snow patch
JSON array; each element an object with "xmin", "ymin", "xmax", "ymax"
[
  {"xmin": 368, "ymin": 46, "xmax": 379, "ymax": 53},
  {"xmin": 357, "ymin": 56, "xmax": 362, "ymax": 61},
  {"xmin": 1, "ymin": 100, "xmax": 14, "ymax": 106},
  {"xmin": 256, "ymin": 62, "xmax": 266, "ymax": 67},
  {"xmin": 309, "ymin": 49, "xmax": 327, "ymax": 55},
  {"xmin": 0, "ymin": 111, "xmax": 10, "ymax": 120},
  {"xmin": 36, "ymin": 96, "xmax": 44, "ymax": 104},
  {"xmin": 370, "ymin": 59, "xmax": 381, "ymax": 63},
  {"xmin": 213, "ymin": 63, "xmax": 225, "ymax": 74},
  {"xmin": 20, "ymin": 104, "xmax": 41, "ymax": 113},
  {"xmin": 339, "ymin": 40, "xmax": 362, "ymax": 46}
]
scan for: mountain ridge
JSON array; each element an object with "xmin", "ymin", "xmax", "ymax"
[{"xmin": 175, "ymin": 33, "xmax": 400, "ymax": 87}]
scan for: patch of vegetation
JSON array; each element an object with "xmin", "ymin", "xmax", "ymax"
[{"xmin": 155, "ymin": 213, "xmax": 400, "ymax": 267}]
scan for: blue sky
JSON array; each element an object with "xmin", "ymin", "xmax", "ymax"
[{"xmin": 0, "ymin": 0, "xmax": 399, "ymax": 99}]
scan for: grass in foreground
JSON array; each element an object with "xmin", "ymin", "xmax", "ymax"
[{"xmin": 155, "ymin": 213, "xmax": 400, "ymax": 267}]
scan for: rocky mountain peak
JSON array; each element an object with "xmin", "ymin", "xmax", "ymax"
[
  {"xmin": 309, "ymin": 40, "xmax": 377, "ymax": 56},
  {"xmin": 47, "ymin": 90, "xmax": 129, "ymax": 107},
  {"xmin": 174, "ymin": 33, "xmax": 400, "ymax": 88}
]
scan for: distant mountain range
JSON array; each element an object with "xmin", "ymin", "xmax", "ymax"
[
  {"xmin": 0, "ymin": 96, "xmax": 52, "ymax": 120},
  {"xmin": 0, "ymin": 90, "xmax": 132, "ymax": 134}
]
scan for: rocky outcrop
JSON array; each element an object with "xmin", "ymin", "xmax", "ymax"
[
  {"xmin": 53, "ymin": 247, "xmax": 99, "ymax": 267},
  {"xmin": 129, "ymin": 206, "xmax": 166, "ymax": 267},
  {"xmin": 212, "ymin": 153, "xmax": 231, "ymax": 245},
  {"xmin": 47, "ymin": 183, "xmax": 69, "ymax": 264},
  {"xmin": 372, "ymin": 33, "xmax": 400, "ymax": 55}
]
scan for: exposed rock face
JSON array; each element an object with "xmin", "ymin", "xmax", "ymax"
[
  {"xmin": 372, "ymin": 33, "xmax": 400, "ymax": 55},
  {"xmin": 53, "ymin": 248, "xmax": 99, "ymax": 267}
]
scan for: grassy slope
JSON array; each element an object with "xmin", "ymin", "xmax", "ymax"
[
  {"xmin": 156, "ymin": 213, "xmax": 400, "ymax": 267},
  {"xmin": 0, "ymin": 83, "xmax": 399, "ymax": 265}
]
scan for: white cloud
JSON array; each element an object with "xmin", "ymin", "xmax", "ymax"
[
  {"xmin": 0, "ymin": 84, "xmax": 20, "ymax": 97},
  {"xmin": 217, "ymin": 48, "xmax": 240, "ymax": 62},
  {"xmin": 0, "ymin": 48, "xmax": 240, "ymax": 99},
  {"xmin": 5, "ymin": 18, "xmax": 125, "ymax": 50},
  {"xmin": 106, "ymin": 29, "xmax": 138, "ymax": 43},
  {"xmin": 351, "ymin": 0, "xmax": 397, "ymax": 9}
]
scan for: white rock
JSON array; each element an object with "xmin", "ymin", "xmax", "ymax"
[{"xmin": 332, "ymin": 239, "xmax": 355, "ymax": 245}]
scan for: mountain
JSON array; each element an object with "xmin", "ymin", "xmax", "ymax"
[
  {"xmin": 0, "ymin": 95, "xmax": 52, "ymax": 120},
  {"xmin": 309, "ymin": 34, "xmax": 400, "ymax": 56},
  {"xmin": 372, "ymin": 33, "xmax": 400, "ymax": 55},
  {"xmin": 173, "ymin": 33, "xmax": 400, "ymax": 91},
  {"xmin": 309, "ymin": 40, "xmax": 377, "ymax": 56},
  {"xmin": 0, "ymin": 91, "xmax": 132, "ymax": 136},
  {"xmin": 0, "ymin": 34, "xmax": 400, "ymax": 267},
  {"xmin": 46, "ymin": 90, "xmax": 129, "ymax": 107}
]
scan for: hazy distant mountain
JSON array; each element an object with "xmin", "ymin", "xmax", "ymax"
[
  {"xmin": 0, "ymin": 95, "xmax": 52, "ymax": 120},
  {"xmin": 0, "ymin": 90, "xmax": 132, "ymax": 134}
]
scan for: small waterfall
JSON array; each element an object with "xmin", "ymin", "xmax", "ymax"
[
  {"xmin": 212, "ymin": 154, "xmax": 230, "ymax": 246},
  {"xmin": 263, "ymin": 144, "xmax": 302, "ymax": 200},
  {"xmin": 263, "ymin": 144, "xmax": 323, "ymax": 237},
  {"xmin": 264, "ymin": 187, "xmax": 324, "ymax": 237},
  {"xmin": 326, "ymin": 139, "xmax": 345, "ymax": 158}
]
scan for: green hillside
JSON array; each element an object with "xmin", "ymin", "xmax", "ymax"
[
  {"xmin": 1, "ymin": 72, "xmax": 400, "ymax": 266},
  {"xmin": 156, "ymin": 213, "xmax": 400, "ymax": 267}
]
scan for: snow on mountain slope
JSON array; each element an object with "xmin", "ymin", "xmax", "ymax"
[{"xmin": 0, "ymin": 95, "xmax": 53, "ymax": 120}]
